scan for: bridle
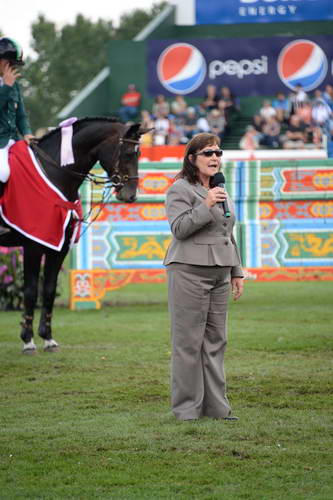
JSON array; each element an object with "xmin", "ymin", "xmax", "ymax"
[{"xmin": 105, "ymin": 136, "xmax": 140, "ymax": 190}]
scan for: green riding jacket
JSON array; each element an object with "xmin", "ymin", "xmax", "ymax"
[{"xmin": 0, "ymin": 81, "xmax": 32, "ymax": 147}]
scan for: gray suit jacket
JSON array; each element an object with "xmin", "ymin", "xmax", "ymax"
[{"xmin": 163, "ymin": 178, "xmax": 243, "ymax": 277}]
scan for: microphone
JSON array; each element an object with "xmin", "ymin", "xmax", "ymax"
[{"xmin": 212, "ymin": 172, "xmax": 231, "ymax": 217}]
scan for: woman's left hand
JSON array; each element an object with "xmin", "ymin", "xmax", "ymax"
[
  {"xmin": 231, "ymin": 277, "xmax": 244, "ymax": 301},
  {"xmin": 23, "ymin": 134, "xmax": 35, "ymax": 145}
]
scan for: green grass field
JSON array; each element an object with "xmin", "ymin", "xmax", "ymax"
[{"xmin": 1, "ymin": 281, "xmax": 332, "ymax": 499}]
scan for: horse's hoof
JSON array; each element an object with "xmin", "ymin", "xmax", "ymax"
[
  {"xmin": 43, "ymin": 345, "xmax": 59, "ymax": 353},
  {"xmin": 22, "ymin": 347, "xmax": 37, "ymax": 355}
]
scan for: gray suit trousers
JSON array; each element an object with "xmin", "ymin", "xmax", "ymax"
[{"xmin": 167, "ymin": 263, "xmax": 232, "ymax": 420}]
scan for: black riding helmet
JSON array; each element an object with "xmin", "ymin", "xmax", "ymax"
[{"xmin": 0, "ymin": 37, "xmax": 24, "ymax": 66}]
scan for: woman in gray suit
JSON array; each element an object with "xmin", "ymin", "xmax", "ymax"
[{"xmin": 164, "ymin": 133, "xmax": 244, "ymax": 421}]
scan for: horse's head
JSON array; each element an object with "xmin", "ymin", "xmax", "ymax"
[{"xmin": 98, "ymin": 123, "xmax": 150, "ymax": 203}]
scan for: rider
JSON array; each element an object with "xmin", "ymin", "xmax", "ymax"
[{"xmin": 0, "ymin": 36, "xmax": 34, "ymax": 235}]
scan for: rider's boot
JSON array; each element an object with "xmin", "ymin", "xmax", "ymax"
[{"xmin": 0, "ymin": 181, "xmax": 10, "ymax": 235}]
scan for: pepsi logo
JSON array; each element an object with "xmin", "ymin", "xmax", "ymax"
[
  {"xmin": 277, "ymin": 39, "xmax": 328, "ymax": 91},
  {"xmin": 157, "ymin": 43, "xmax": 206, "ymax": 94}
]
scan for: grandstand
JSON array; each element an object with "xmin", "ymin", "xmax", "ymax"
[{"xmin": 58, "ymin": 0, "xmax": 333, "ymax": 154}]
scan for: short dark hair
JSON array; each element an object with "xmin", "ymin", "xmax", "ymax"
[{"xmin": 176, "ymin": 133, "xmax": 221, "ymax": 184}]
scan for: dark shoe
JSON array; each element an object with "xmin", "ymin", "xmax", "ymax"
[
  {"xmin": 0, "ymin": 225, "xmax": 10, "ymax": 236},
  {"xmin": 223, "ymin": 416, "xmax": 239, "ymax": 421}
]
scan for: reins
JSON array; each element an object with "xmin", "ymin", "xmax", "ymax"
[
  {"xmin": 30, "ymin": 142, "xmax": 113, "ymax": 186},
  {"xmin": 30, "ymin": 141, "xmax": 109, "ymax": 234},
  {"xmin": 30, "ymin": 136, "xmax": 140, "ymax": 188}
]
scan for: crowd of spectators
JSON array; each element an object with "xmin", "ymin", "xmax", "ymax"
[
  {"xmin": 239, "ymin": 83, "xmax": 333, "ymax": 150},
  {"xmin": 117, "ymin": 82, "xmax": 333, "ymax": 150},
  {"xmin": 118, "ymin": 84, "xmax": 240, "ymax": 146}
]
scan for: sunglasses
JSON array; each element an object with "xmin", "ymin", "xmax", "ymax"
[{"xmin": 195, "ymin": 149, "xmax": 223, "ymax": 158}]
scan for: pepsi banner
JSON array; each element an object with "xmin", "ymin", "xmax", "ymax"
[
  {"xmin": 147, "ymin": 36, "xmax": 333, "ymax": 97},
  {"xmin": 196, "ymin": 0, "xmax": 333, "ymax": 25}
]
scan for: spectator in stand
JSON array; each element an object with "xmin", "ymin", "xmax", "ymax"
[
  {"xmin": 152, "ymin": 94, "xmax": 170, "ymax": 119},
  {"xmin": 295, "ymin": 83, "xmax": 308, "ymax": 103},
  {"xmin": 170, "ymin": 94, "xmax": 187, "ymax": 117},
  {"xmin": 251, "ymin": 114, "xmax": 264, "ymax": 133},
  {"xmin": 323, "ymin": 84, "xmax": 333, "ymax": 110},
  {"xmin": 281, "ymin": 114, "xmax": 307, "ymax": 149},
  {"xmin": 260, "ymin": 117, "xmax": 281, "ymax": 148},
  {"xmin": 290, "ymin": 84, "xmax": 308, "ymax": 113},
  {"xmin": 311, "ymin": 95, "xmax": 332, "ymax": 127},
  {"xmin": 183, "ymin": 107, "xmax": 199, "ymax": 141},
  {"xmin": 168, "ymin": 117, "xmax": 183, "ymax": 145},
  {"xmin": 295, "ymin": 101, "xmax": 313, "ymax": 125},
  {"xmin": 239, "ymin": 125, "xmax": 260, "ymax": 150},
  {"xmin": 140, "ymin": 109, "xmax": 154, "ymax": 129},
  {"xmin": 201, "ymin": 84, "xmax": 219, "ymax": 113},
  {"xmin": 207, "ymin": 109, "xmax": 226, "ymax": 140},
  {"xmin": 259, "ymin": 99, "xmax": 277, "ymax": 122},
  {"xmin": 118, "ymin": 83, "xmax": 141, "ymax": 123},
  {"xmin": 173, "ymin": 118, "xmax": 188, "ymax": 144},
  {"xmin": 153, "ymin": 111, "xmax": 170, "ymax": 145},
  {"xmin": 320, "ymin": 87, "xmax": 333, "ymax": 141},
  {"xmin": 170, "ymin": 94, "xmax": 187, "ymax": 138},
  {"xmin": 195, "ymin": 101, "xmax": 208, "ymax": 118},
  {"xmin": 312, "ymin": 89, "xmax": 323, "ymax": 100},
  {"xmin": 272, "ymin": 92, "xmax": 291, "ymax": 122},
  {"xmin": 311, "ymin": 126, "xmax": 324, "ymax": 148},
  {"xmin": 196, "ymin": 111, "xmax": 211, "ymax": 134},
  {"xmin": 312, "ymin": 89, "xmax": 332, "ymax": 135},
  {"xmin": 139, "ymin": 110, "xmax": 155, "ymax": 146},
  {"xmin": 217, "ymin": 86, "xmax": 239, "ymax": 125},
  {"xmin": 296, "ymin": 100, "xmax": 316, "ymax": 144}
]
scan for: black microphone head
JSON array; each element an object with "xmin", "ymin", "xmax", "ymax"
[{"xmin": 212, "ymin": 172, "xmax": 225, "ymax": 186}]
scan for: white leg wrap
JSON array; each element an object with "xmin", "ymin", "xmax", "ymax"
[
  {"xmin": 23, "ymin": 340, "xmax": 37, "ymax": 351},
  {"xmin": 44, "ymin": 339, "xmax": 59, "ymax": 348}
]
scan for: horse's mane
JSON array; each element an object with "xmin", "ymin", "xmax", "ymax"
[{"xmin": 39, "ymin": 116, "xmax": 121, "ymax": 142}]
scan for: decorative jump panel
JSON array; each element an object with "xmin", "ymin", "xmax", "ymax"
[{"xmin": 69, "ymin": 160, "xmax": 333, "ymax": 309}]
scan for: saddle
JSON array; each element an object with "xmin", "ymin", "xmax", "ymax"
[{"xmin": 0, "ymin": 141, "xmax": 82, "ymax": 251}]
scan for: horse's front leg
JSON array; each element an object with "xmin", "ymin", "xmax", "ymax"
[
  {"xmin": 39, "ymin": 247, "xmax": 68, "ymax": 352},
  {"xmin": 21, "ymin": 244, "xmax": 43, "ymax": 354}
]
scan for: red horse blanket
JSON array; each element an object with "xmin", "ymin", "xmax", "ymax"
[{"xmin": 0, "ymin": 141, "xmax": 82, "ymax": 251}]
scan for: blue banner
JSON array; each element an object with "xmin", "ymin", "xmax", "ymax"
[
  {"xmin": 196, "ymin": 0, "xmax": 333, "ymax": 25},
  {"xmin": 147, "ymin": 35, "xmax": 333, "ymax": 97}
]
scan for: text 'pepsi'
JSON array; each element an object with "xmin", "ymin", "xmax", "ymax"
[{"xmin": 209, "ymin": 56, "xmax": 268, "ymax": 79}]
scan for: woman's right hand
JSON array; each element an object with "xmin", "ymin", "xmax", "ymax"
[
  {"xmin": 204, "ymin": 186, "xmax": 227, "ymax": 209},
  {"xmin": 3, "ymin": 63, "xmax": 20, "ymax": 86}
]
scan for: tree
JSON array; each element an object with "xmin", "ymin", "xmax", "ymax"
[
  {"xmin": 115, "ymin": 2, "xmax": 168, "ymax": 40},
  {"xmin": 21, "ymin": 15, "xmax": 114, "ymax": 131},
  {"xmin": 17, "ymin": 2, "xmax": 168, "ymax": 132}
]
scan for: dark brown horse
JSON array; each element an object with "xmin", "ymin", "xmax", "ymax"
[{"xmin": 0, "ymin": 117, "xmax": 147, "ymax": 353}]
